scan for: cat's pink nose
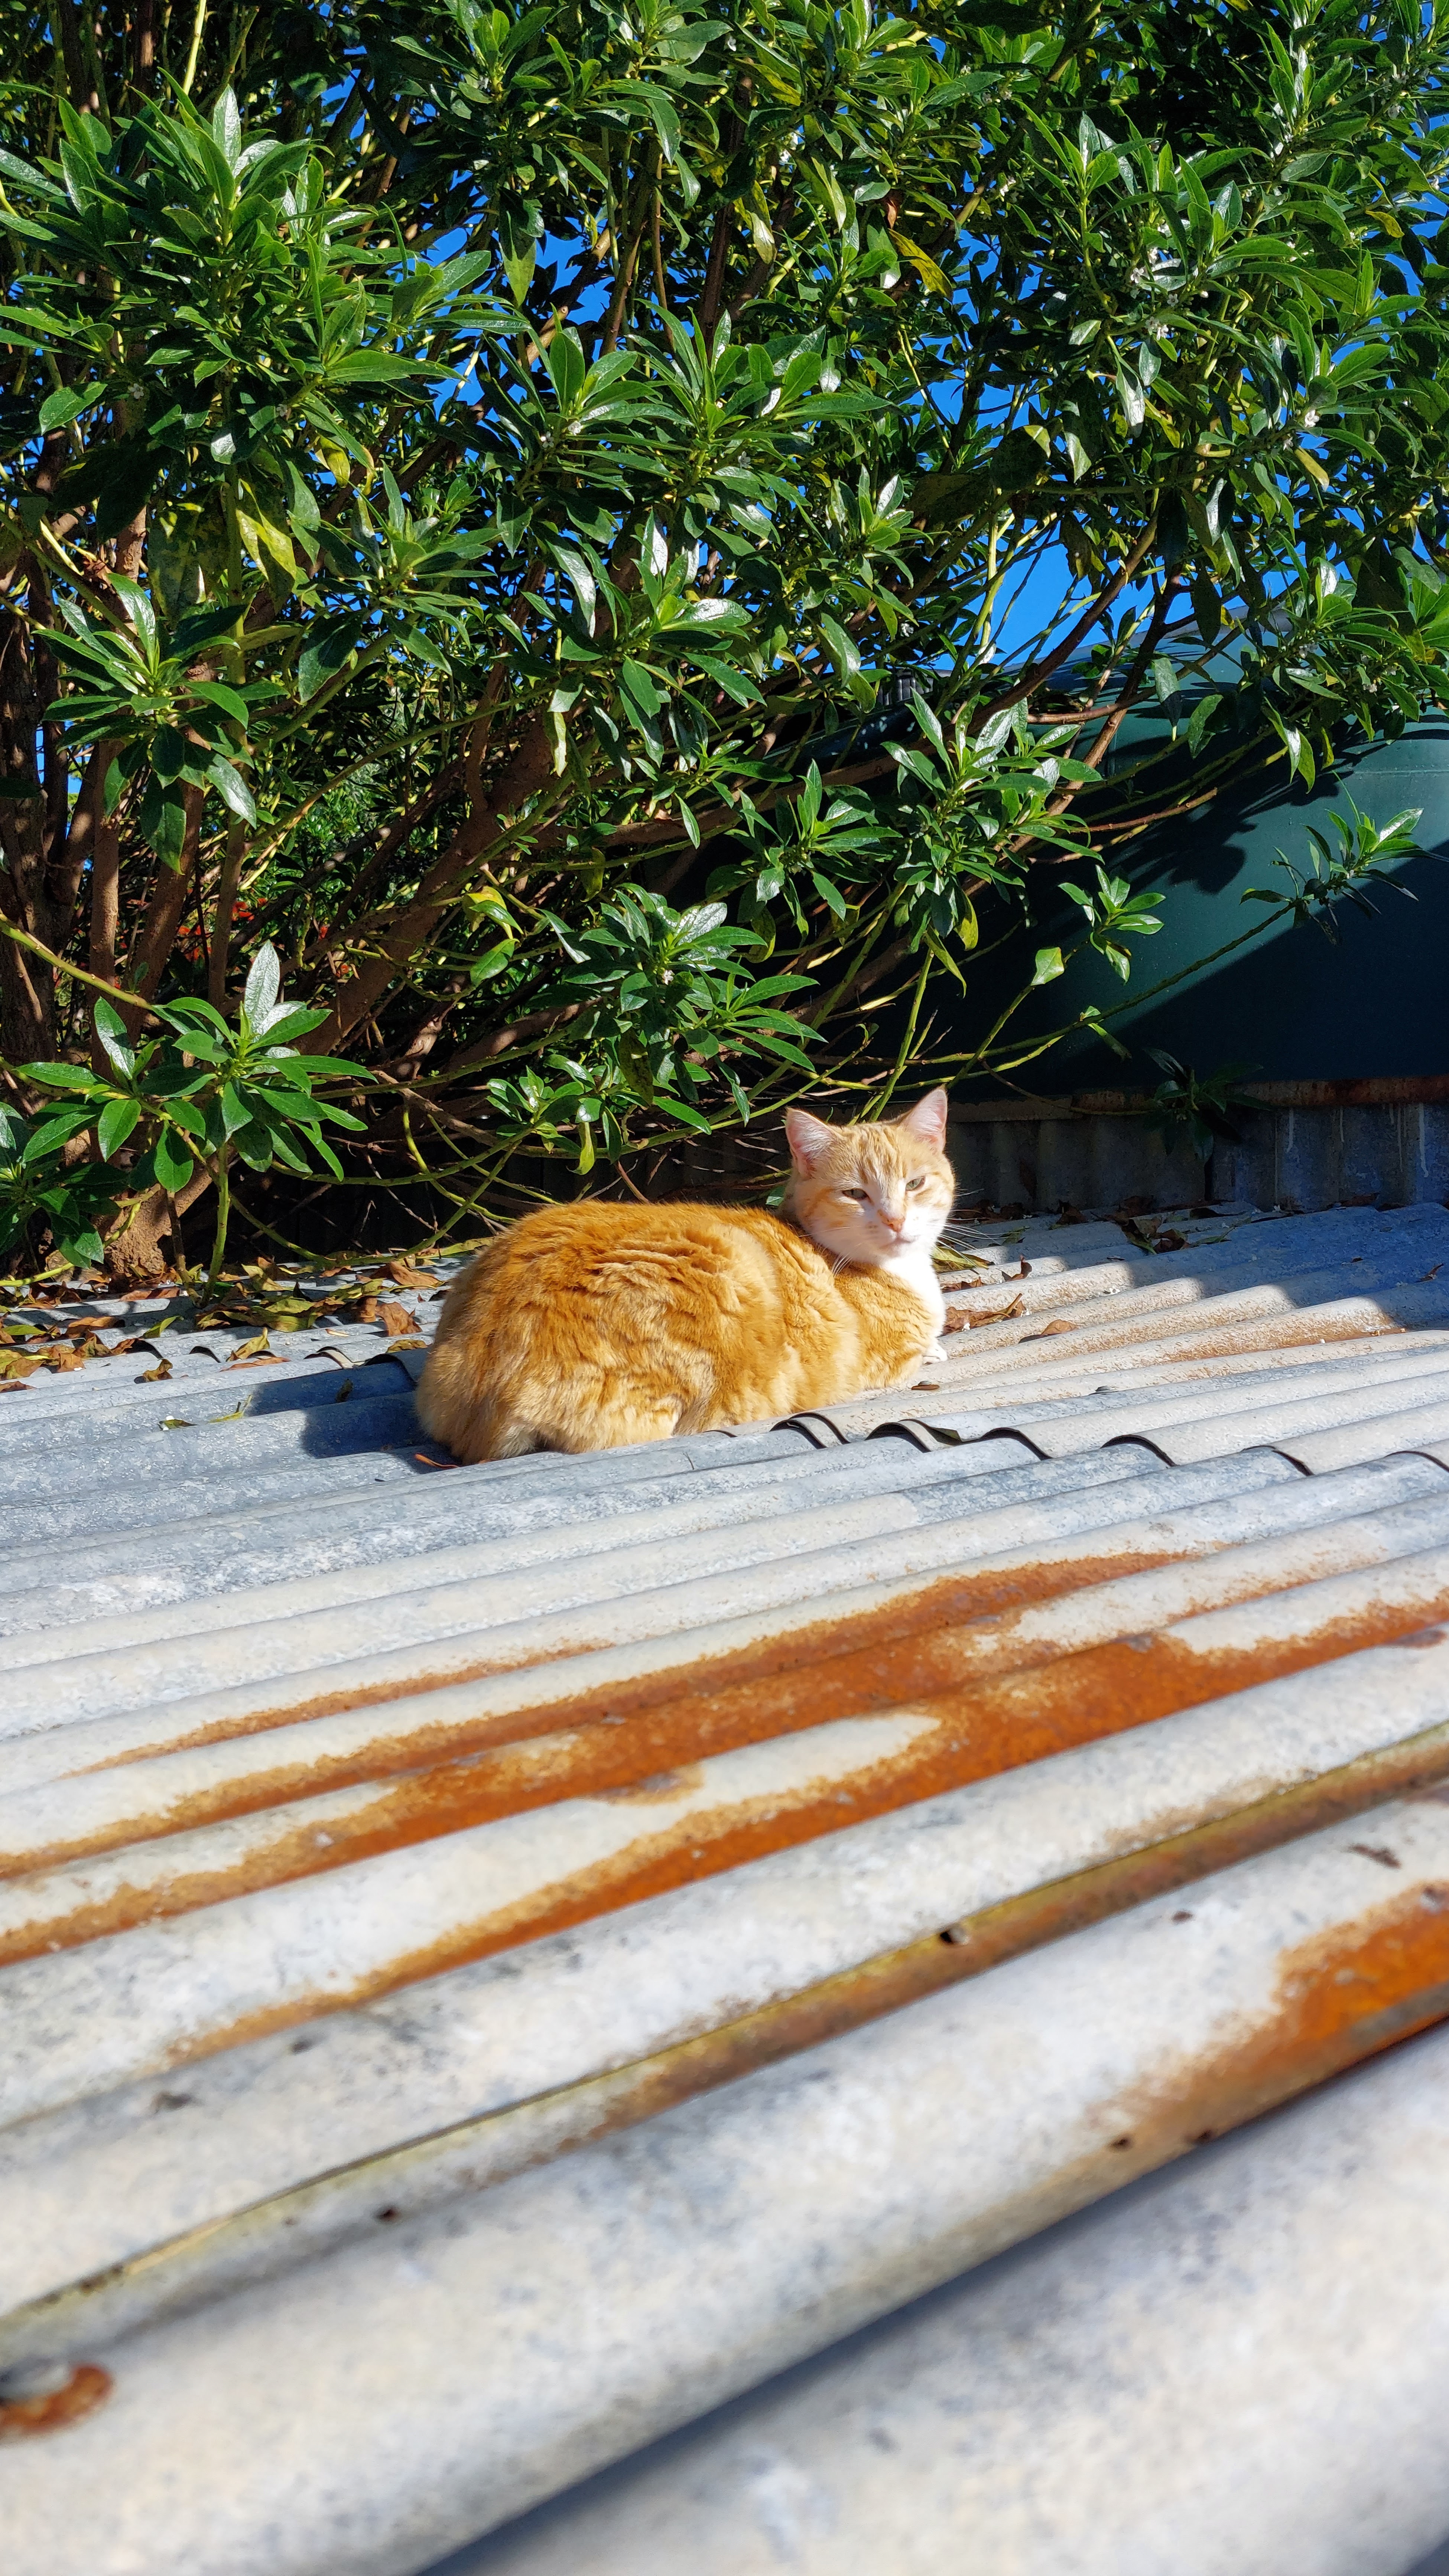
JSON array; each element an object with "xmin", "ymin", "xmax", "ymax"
[{"xmin": 880, "ymin": 1213, "xmax": 904, "ymax": 1234}]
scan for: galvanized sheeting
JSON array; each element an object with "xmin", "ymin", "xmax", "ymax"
[
  {"xmin": 10, "ymin": 1798, "xmax": 1449, "ymax": 2576},
  {"xmin": 8, "ymin": 1201, "xmax": 1449, "ymax": 2573},
  {"xmin": 0, "ymin": 1424, "xmax": 890, "ymax": 1633},
  {"xmin": 5, "ymin": 1522, "xmax": 1443, "ymax": 2125},
  {"xmin": 7, "ymin": 1622, "xmax": 1449, "ymax": 2356},
  {"xmin": 458, "ymin": 2010, "xmax": 1449, "ymax": 2576},
  {"xmin": 16, "ymin": 1418, "xmax": 1442, "ymax": 1730}
]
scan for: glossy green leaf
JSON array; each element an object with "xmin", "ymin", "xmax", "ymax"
[
  {"xmin": 152, "ymin": 1126, "xmax": 196, "ymax": 1191},
  {"xmin": 96, "ymin": 1094, "xmax": 142, "ymax": 1159}
]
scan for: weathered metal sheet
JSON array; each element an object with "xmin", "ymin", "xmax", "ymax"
[
  {"xmin": 799, "ymin": 1320, "xmax": 1449, "ymax": 1441},
  {"xmin": 894, "ymin": 1348, "xmax": 1449, "ymax": 1462},
  {"xmin": 7, "ymin": 1625, "xmax": 1449, "ymax": 2364},
  {"xmin": 449, "ymin": 2022, "xmax": 1449, "ymax": 2576},
  {"xmin": 7, "ymin": 1203, "xmax": 1449, "ymax": 2574},
  {"xmin": 10, "ymin": 1799, "xmax": 1449, "ymax": 2575},
  {"xmin": 0, "ymin": 1429, "xmax": 917, "ymax": 1636},
  {"xmin": 13, "ymin": 1396, "xmax": 1435, "ymax": 1726},
  {"xmin": 0, "ymin": 1451, "xmax": 1431, "ymax": 1802},
  {"xmin": 9, "ymin": 1501, "xmax": 1449, "ymax": 2089},
  {"xmin": 3, "ymin": 1490, "xmax": 1446, "ymax": 1987}
]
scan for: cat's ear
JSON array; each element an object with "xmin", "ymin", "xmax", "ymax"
[
  {"xmin": 784, "ymin": 1105, "xmax": 835, "ymax": 1173},
  {"xmin": 897, "ymin": 1087, "xmax": 949, "ymax": 1150}
]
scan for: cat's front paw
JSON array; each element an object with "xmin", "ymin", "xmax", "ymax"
[{"xmin": 921, "ymin": 1337, "xmax": 948, "ymax": 1367}]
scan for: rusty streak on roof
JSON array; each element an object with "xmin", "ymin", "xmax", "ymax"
[{"xmin": 8, "ymin": 1198, "xmax": 1449, "ymax": 2572}]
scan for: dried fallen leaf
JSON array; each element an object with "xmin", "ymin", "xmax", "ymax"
[
  {"xmin": 137, "ymin": 1357, "xmax": 173, "ymax": 1382},
  {"xmin": 230, "ymin": 1329, "xmax": 273, "ymax": 1361},
  {"xmin": 1024, "ymin": 1318, "xmax": 1077, "ymax": 1339},
  {"xmin": 387, "ymin": 1262, "xmax": 441, "ymax": 1288},
  {"xmin": 387, "ymin": 1336, "xmax": 426, "ymax": 1353},
  {"xmin": 970, "ymin": 1295, "xmax": 1026, "ymax": 1327},
  {"xmin": 358, "ymin": 1294, "xmax": 379, "ymax": 1324},
  {"xmin": 45, "ymin": 1346, "xmax": 85, "ymax": 1372},
  {"xmin": 377, "ymin": 1300, "xmax": 415, "ymax": 1339}
]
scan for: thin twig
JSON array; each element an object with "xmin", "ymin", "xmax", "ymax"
[
  {"xmin": 180, "ymin": 0, "xmax": 208, "ymax": 94},
  {"xmin": 0, "ymin": 916, "xmax": 144, "ymax": 1012}
]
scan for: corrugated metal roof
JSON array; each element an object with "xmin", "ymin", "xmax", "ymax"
[{"xmin": 6, "ymin": 1200, "xmax": 1449, "ymax": 2573}]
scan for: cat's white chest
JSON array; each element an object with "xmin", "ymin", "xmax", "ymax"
[{"xmin": 880, "ymin": 1239, "xmax": 945, "ymax": 1339}]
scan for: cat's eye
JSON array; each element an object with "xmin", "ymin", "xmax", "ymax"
[
  {"xmin": 906, "ymin": 1176, "xmax": 925, "ymax": 1191},
  {"xmin": 843, "ymin": 1187, "xmax": 869, "ymax": 1201}
]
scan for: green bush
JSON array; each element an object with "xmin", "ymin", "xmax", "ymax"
[{"xmin": 0, "ymin": 1, "xmax": 1446, "ymax": 1270}]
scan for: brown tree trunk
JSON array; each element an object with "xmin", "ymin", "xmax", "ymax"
[
  {"xmin": 87, "ymin": 796, "xmax": 121, "ymax": 1060},
  {"xmin": 300, "ymin": 760, "xmax": 464, "ymax": 963},
  {"xmin": 103, "ymin": 1159, "xmax": 213, "ymax": 1284},
  {"xmin": 102, "ymin": 782, "xmax": 210, "ymax": 1281},
  {"xmin": 314, "ymin": 716, "xmax": 558, "ymax": 1053},
  {"xmin": 208, "ymin": 816, "xmax": 246, "ymax": 1007},
  {"xmin": 0, "ymin": 505, "xmax": 146, "ymax": 1065},
  {"xmin": 131, "ymin": 0, "xmax": 156, "ymax": 86},
  {"xmin": 0, "ymin": 931, "xmax": 52, "ymax": 1067},
  {"xmin": 115, "ymin": 779, "xmax": 205, "ymax": 1035},
  {"xmin": 54, "ymin": 0, "xmax": 92, "ymax": 107},
  {"xmin": 0, "ymin": 596, "xmax": 68, "ymax": 1061}
]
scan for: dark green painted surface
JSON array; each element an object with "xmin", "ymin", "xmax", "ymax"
[{"xmin": 959, "ymin": 718, "xmax": 1449, "ymax": 1095}]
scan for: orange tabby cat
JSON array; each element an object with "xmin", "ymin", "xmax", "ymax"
[{"xmin": 416, "ymin": 1088, "xmax": 955, "ymax": 1461}]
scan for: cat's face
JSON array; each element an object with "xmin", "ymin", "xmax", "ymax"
[{"xmin": 783, "ymin": 1089, "xmax": 955, "ymax": 1266}]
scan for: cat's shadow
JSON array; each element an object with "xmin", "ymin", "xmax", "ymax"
[{"xmin": 242, "ymin": 1359, "xmax": 455, "ymax": 1473}]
